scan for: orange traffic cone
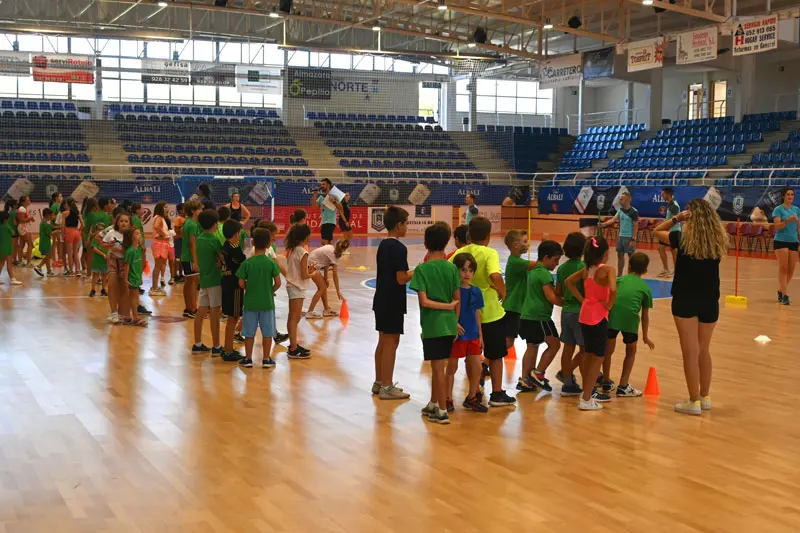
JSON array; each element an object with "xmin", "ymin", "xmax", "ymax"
[
  {"xmin": 143, "ymin": 258, "xmax": 151, "ymax": 276},
  {"xmin": 506, "ymin": 344, "xmax": 517, "ymax": 359},
  {"xmin": 339, "ymin": 299, "xmax": 350, "ymax": 320},
  {"xmin": 644, "ymin": 366, "xmax": 660, "ymax": 396}
]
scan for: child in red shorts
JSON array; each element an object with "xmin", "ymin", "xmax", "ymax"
[{"xmin": 446, "ymin": 253, "xmax": 488, "ymax": 413}]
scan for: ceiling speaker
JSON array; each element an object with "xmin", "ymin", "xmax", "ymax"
[
  {"xmin": 473, "ymin": 27, "xmax": 487, "ymax": 44},
  {"xmin": 567, "ymin": 16, "xmax": 581, "ymax": 29},
  {"xmin": 279, "ymin": 0, "xmax": 293, "ymax": 13},
  {"xmin": 654, "ymin": 0, "xmax": 675, "ymax": 14},
  {"xmin": 213, "ymin": 0, "xmax": 228, "ymax": 6}
]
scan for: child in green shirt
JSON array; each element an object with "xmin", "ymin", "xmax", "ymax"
[
  {"xmin": 503, "ymin": 229, "xmax": 538, "ymax": 349},
  {"xmin": 90, "ymin": 223, "xmax": 109, "ymax": 298},
  {"xmin": 555, "ymin": 232, "xmax": 587, "ymax": 396},
  {"xmin": 192, "ymin": 209, "xmax": 223, "ymax": 356},
  {"xmin": 180, "ymin": 201, "xmax": 203, "ymax": 318},
  {"xmin": 34, "ymin": 208, "xmax": 59, "ymax": 280},
  {"xmin": 0, "ymin": 211, "xmax": 21, "ymax": 285},
  {"xmin": 410, "ymin": 222, "xmax": 460, "ymax": 425},
  {"xmin": 606, "ymin": 252, "xmax": 655, "ymax": 397},
  {"xmin": 236, "ymin": 228, "xmax": 282, "ymax": 369},
  {"xmin": 123, "ymin": 227, "xmax": 146, "ymax": 327},
  {"xmin": 518, "ymin": 240, "xmax": 563, "ymax": 393}
]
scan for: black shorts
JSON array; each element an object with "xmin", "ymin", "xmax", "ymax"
[
  {"xmin": 774, "ymin": 240, "xmax": 799, "ymax": 252},
  {"xmin": 375, "ymin": 310, "xmax": 404, "ymax": 335},
  {"xmin": 519, "ymin": 318, "xmax": 559, "ymax": 345},
  {"xmin": 504, "ymin": 311, "xmax": 521, "ymax": 339},
  {"xmin": 608, "ymin": 328, "xmax": 638, "ymax": 344},
  {"xmin": 422, "ymin": 335, "xmax": 456, "ymax": 361},
  {"xmin": 581, "ymin": 319, "xmax": 609, "ymax": 357},
  {"xmin": 181, "ymin": 261, "xmax": 198, "ymax": 276},
  {"xmin": 338, "ymin": 218, "xmax": 351, "ymax": 232},
  {"xmin": 481, "ymin": 315, "xmax": 508, "ymax": 360},
  {"xmin": 672, "ymin": 297, "xmax": 719, "ymax": 324},
  {"xmin": 321, "ymin": 223, "xmax": 336, "ymax": 241},
  {"xmin": 222, "ymin": 277, "xmax": 243, "ymax": 318}
]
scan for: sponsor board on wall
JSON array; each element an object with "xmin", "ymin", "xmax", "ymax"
[
  {"xmin": 286, "ymin": 67, "xmax": 332, "ymax": 99},
  {"xmin": 0, "ymin": 52, "xmax": 30, "ymax": 76},
  {"xmin": 274, "ymin": 206, "xmax": 367, "ymax": 235},
  {"xmin": 32, "ymin": 54, "xmax": 94, "ymax": 84},
  {"xmin": 458, "ymin": 205, "xmax": 502, "ymax": 233},
  {"xmin": 538, "ymin": 53, "xmax": 582, "ymax": 90},
  {"xmin": 582, "ymin": 47, "xmax": 614, "ymax": 79},
  {"xmin": 733, "ymin": 15, "xmax": 778, "ymax": 56},
  {"xmin": 190, "ymin": 62, "xmax": 235, "ymax": 87},
  {"xmin": 141, "ymin": 59, "xmax": 190, "ymax": 85},
  {"xmin": 626, "ymin": 37, "xmax": 665, "ymax": 72},
  {"xmin": 676, "ymin": 29, "xmax": 718, "ymax": 65},
  {"xmin": 235, "ymin": 65, "xmax": 282, "ymax": 94},
  {"xmin": 368, "ymin": 205, "xmax": 451, "ymax": 234}
]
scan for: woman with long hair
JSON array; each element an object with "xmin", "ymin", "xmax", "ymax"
[
  {"xmin": 771, "ymin": 186, "xmax": 800, "ymax": 305},
  {"xmin": 654, "ymin": 198, "xmax": 728, "ymax": 416},
  {"xmin": 101, "ymin": 210, "xmax": 132, "ymax": 324},
  {"xmin": 226, "ymin": 192, "xmax": 251, "ymax": 225},
  {"xmin": 61, "ymin": 198, "xmax": 83, "ymax": 276},
  {"xmin": 150, "ymin": 201, "xmax": 170, "ymax": 296},
  {"xmin": 15, "ymin": 195, "xmax": 33, "ymax": 267},
  {"xmin": 82, "ymin": 197, "xmax": 100, "ymax": 277}
]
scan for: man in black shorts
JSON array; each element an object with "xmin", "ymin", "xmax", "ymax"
[{"xmin": 312, "ymin": 178, "xmax": 340, "ymax": 245}]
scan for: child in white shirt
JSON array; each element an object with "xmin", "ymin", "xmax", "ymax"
[{"xmin": 306, "ymin": 239, "xmax": 350, "ymax": 319}]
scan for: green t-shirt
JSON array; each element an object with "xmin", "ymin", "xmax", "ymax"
[
  {"xmin": 8, "ymin": 210, "xmax": 17, "ymax": 237},
  {"xmin": 84, "ymin": 210, "xmax": 100, "ymax": 239},
  {"xmin": 521, "ymin": 264, "xmax": 556, "ymax": 321},
  {"xmin": 503, "ymin": 255, "xmax": 530, "ymax": 314},
  {"xmin": 236, "ymin": 254, "xmax": 280, "ymax": 311},
  {"xmin": 557, "ymin": 258, "xmax": 585, "ymax": 314},
  {"xmin": 39, "ymin": 221, "xmax": 55, "ymax": 254},
  {"xmin": 50, "ymin": 202, "xmax": 61, "ymax": 218},
  {"xmin": 215, "ymin": 224, "xmax": 248, "ymax": 247},
  {"xmin": 609, "ymin": 274, "xmax": 653, "ymax": 333},
  {"xmin": 180, "ymin": 218, "xmax": 201, "ymax": 262},
  {"xmin": 0, "ymin": 223, "xmax": 12, "ymax": 257},
  {"xmin": 196, "ymin": 232, "xmax": 222, "ymax": 288},
  {"xmin": 125, "ymin": 246, "xmax": 143, "ymax": 288},
  {"xmin": 132, "ymin": 215, "xmax": 144, "ymax": 233},
  {"xmin": 449, "ymin": 243, "xmax": 505, "ymax": 324},
  {"xmin": 409, "ymin": 259, "xmax": 460, "ymax": 339},
  {"xmin": 91, "ymin": 239, "xmax": 107, "ymax": 271}
]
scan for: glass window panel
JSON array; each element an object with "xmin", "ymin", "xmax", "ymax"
[
  {"xmin": 538, "ymin": 87, "xmax": 553, "ymax": 100},
  {"xmin": 287, "ymin": 50, "xmax": 308, "ymax": 66},
  {"xmin": 219, "ymin": 86, "xmax": 240, "ymax": 106},
  {"xmin": 71, "ymin": 83, "xmax": 95, "ymax": 101},
  {"xmin": 496, "ymin": 80, "xmax": 516, "ymax": 97},
  {"xmin": 71, "ymin": 38, "xmax": 96, "ymax": 55},
  {"xmin": 102, "ymin": 80, "xmax": 120, "ymax": 101},
  {"xmin": 477, "ymin": 79, "xmax": 496, "ymax": 96},
  {"xmin": 536, "ymin": 97, "xmax": 553, "ymax": 114},
  {"xmin": 241, "ymin": 92, "xmax": 262, "ymax": 107},
  {"xmin": 309, "ymin": 52, "xmax": 328, "ymax": 68},
  {"xmin": 120, "ymin": 40, "xmax": 142, "ymax": 57},
  {"xmin": 175, "ymin": 41, "xmax": 193, "ymax": 61},
  {"xmin": 477, "ymin": 95, "xmax": 495, "ymax": 112},
  {"xmin": 146, "ymin": 41, "xmax": 170, "ymax": 59},
  {"xmin": 146, "ymin": 83, "xmax": 169, "ymax": 103},
  {"xmin": 193, "ymin": 85, "xmax": 216, "ymax": 104},
  {"xmin": 264, "ymin": 94, "xmax": 281, "ymax": 108},
  {"xmin": 218, "ymin": 42, "xmax": 241, "ymax": 63},
  {"xmin": 433, "ymin": 64, "xmax": 449, "ymax": 75},
  {"xmin": 373, "ymin": 56, "xmax": 386, "ymax": 71},
  {"xmin": 456, "ymin": 94, "xmax": 469, "ymax": 113},
  {"xmin": 0, "ymin": 78, "xmax": 15, "ymax": 96},
  {"xmin": 393, "ymin": 59, "xmax": 414, "ymax": 73},
  {"xmin": 516, "ymin": 98, "xmax": 535, "ymax": 114},
  {"xmin": 120, "ymin": 58, "xmax": 141, "ymax": 80},
  {"xmin": 456, "ymin": 78, "xmax": 469, "ymax": 95},
  {"xmin": 245, "ymin": 43, "xmax": 263, "ymax": 64},
  {"xmin": 97, "ymin": 39, "xmax": 119, "ymax": 57},
  {"xmin": 417, "ymin": 63, "xmax": 432, "ymax": 74},
  {"xmin": 496, "ymin": 97, "xmax": 515, "ymax": 113},
  {"xmin": 58, "ymin": 37, "xmax": 70, "ymax": 53},
  {"xmin": 170, "ymin": 84, "xmax": 192, "ymax": 103},
  {"xmin": 264, "ymin": 44, "xmax": 282, "ymax": 65},
  {"xmin": 0, "ymin": 36, "xmax": 13, "ymax": 52},
  {"xmin": 44, "ymin": 82, "xmax": 68, "ymax": 98},
  {"xmin": 18, "ymin": 35, "xmax": 42, "ymax": 52},
  {"xmin": 121, "ymin": 81, "xmax": 144, "ymax": 102},
  {"xmin": 330, "ymin": 53, "xmax": 350, "ymax": 70},
  {"xmin": 193, "ymin": 40, "xmax": 213, "ymax": 61},
  {"xmin": 353, "ymin": 55, "xmax": 373, "ymax": 71},
  {"xmin": 517, "ymin": 81, "xmax": 537, "ymax": 97},
  {"xmin": 42, "ymin": 36, "xmax": 59, "ymax": 53}
]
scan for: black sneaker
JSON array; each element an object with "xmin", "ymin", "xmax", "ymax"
[
  {"xmin": 778, "ymin": 291, "xmax": 784, "ymax": 303},
  {"xmin": 34, "ymin": 265, "xmax": 44, "ymax": 277},
  {"xmin": 601, "ymin": 380, "xmax": 616, "ymax": 393},
  {"xmin": 222, "ymin": 350, "xmax": 243, "ymax": 362},
  {"xmin": 138, "ymin": 288, "xmax": 145, "ymax": 295},
  {"xmin": 191, "ymin": 343, "xmax": 211, "ymax": 354},
  {"xmin": 211, "ymin": 346, "xmax": 224, "ymax": 357},
  {"xmin": 160, "ymin": 280, "xmax": 166, "ymax": 287},
  {"xmin": 100, "ymin": 289, "xmax": 108, "ymax": 297},
  {"xmin": 516, "ymin": 376, "xmax": 538, "ymax": 392},
  {"xmin": 262, "ymin": 357, "xmax": 277, "ymax": 369},
  {"xmin": 596, "ymin": 372, "xmax": 604, "ymax": 385},
  {"xmin": 274, "ymin": 332, "xmax": 289, "ymax": 344},
  {"xmin": 481, "ymin": 362, "xmax": 491, "ymax": 377},
  {"xmin": 297, "ymin": 345, "xmax": 312, "ymax": 355},
  {"xmin": 531, "ymin": 373, "xmax": 552, "ymax": 392},
  {"xmin": 89, "ymin": 289, "xmax": 96, "ymax": 298},
  {"xmin": 138, "ymin": 305, "xmax": 152, "ymax": 315},
  {"xmin": 287, "ymin": 347, "xmax": 312, "ymax": 359},
  {"xmin": 462, "ymin": 395, "xmax": 489, "ymax": 413},
  {"xmin": 592, "ymin": 388, "xmax": 612, "ymax": 402},
  {"xmin": 183, "ymin": 309, "xmax": 196, "ymax": 319},
  {"xmin": 782, "ymin": 295, "xmax": 791, "ymax": 306},
  {"xmin": 174, "ymin": 276, "xmax": 185, "ymax": 284},
  {"xmin": 239, "ymin": 358, "xmax": 254, "ymax": 368},
  {"xmin": 427, "ymin": 409, "xmax": 451, "ymax": 425},
  {"xmin": 488, "ymin": 390, "xmax": 516, "ymax": 407},
  {"xmin": 233, "ymin": 333, "xmax": 246, "ymax": 344}
]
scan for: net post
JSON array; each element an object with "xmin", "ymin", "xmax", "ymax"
[
  {"xmin": 726, "ymin": 217, "xmax": 748, "ymax": 306},
  {"xmin": 527, "ymin": 207, "xmax": 532, "ymax": 260}
]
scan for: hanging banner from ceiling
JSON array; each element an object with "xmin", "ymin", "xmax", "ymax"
[
  {"xmin": 676, "ymin": 29, "xmax": 718, "ymax": 65},
  {"xmin": 190, "ymin": 62, "xmax": 235, "ymax": 87},
  {"xmin": 286, "ymin": 67, "xmax": 332, "ymax": 99},
  {"xmin": 733, "ymin": 14, "xmax": 778, "ymax": 56},
  {"xmin": 32, "ymin": 54, "xmax": 94, "ymax": 84},
  {"xmin": 539, "ymin": 53, "xmax": 582, "ymax": 89},
  {"xmin": 0, "ymin": 52, "xmax": 30, "ymax": 77},
  {"xmin": 582, "ymin": 47, "xmax": 615, "ymax": 79},
  {"xmin": 141, "ymin": 59, "xmax": 190, "ymax": 85},
  {"xmin": 235, "ymin": 65, "xmax": 282, "ymax": 94},
  {"xmin": 626, "ymin": 37, "xmax": 665, "ymax": 72}
]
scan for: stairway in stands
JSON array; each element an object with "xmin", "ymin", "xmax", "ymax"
[
  {"xmin": 450, "ymin": 132, "xmax": 514, "ymax": 176},
  {"xmin": 291, "ymin": 127, "xmax": 338, "ymax": 175},
  {"xmin": 84, "ymin": 120, "xmax": 134, "ymax": 179}
]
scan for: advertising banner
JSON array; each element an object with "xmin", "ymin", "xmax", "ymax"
[
  {"xmin": 286, "ymin": 67, "xmax": 332, "ymax": 99},
  {"xmin": 626, "ymin": 37, "xmax": 665, "ymax": 72},
  {"xmin": 235, "ymin": 65, "xmax": 282, "ymax": 94},
  {"xmin": 368, "ymin": 205, "xmax": 451, "ymax": 234},
  {"xmin": 0, "ymin": 52, "xmax": 30, "ymax": 77},
  {"xmin": 676, "ymin": 29, "xmax": 718, "ymax": 65},
  {"xmin": 32, "ymin": 54, "xmax": 94, "ymax": 84},
  {"xmin": 141, "ymin": 59, "xmax": 190, "ymax": 85},
  {"xmin": 539, "ymin": 53, "xmax": 582, "ymax": 90},
  {"xmin": 190, "ymin": 62, "xmax": 235, "ymax": 87},
  {"xmin": 733, "ymin": 15, "xmax": 778, "ymax": 56},
  {"xmin": 458, "ymin": 205, "xmax": 502, "ymax": 233},
  {"xmin": 582, "ymin": 47, "xmax": 614, "ymax": 79},
  {"xmin": 274, "ymin": 206, "xmax": 368, "ymax": 235}
]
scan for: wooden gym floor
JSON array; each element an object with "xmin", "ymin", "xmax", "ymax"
[{"xmin": 0, "ymin": 236, "xmax": 798, "ymax": 533}]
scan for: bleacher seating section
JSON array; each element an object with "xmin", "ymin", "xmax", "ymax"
[
  {"xmin": 480, "ymin": 127, "xmax": 567, "ymax": 173},
  {"xmin": 109, "ymin": 104, "xmax": 280, "ymax": 119},
  {"xmin": 735, "ymin": 111, "xmax": 800, "ymax": 183},
  {"xmin": 560, "ymin": 123, "xmax": 646, "ymax": 171},
  {"xmin": 307, "ymin": 112, "xmax": 435, "ymax": 124}
]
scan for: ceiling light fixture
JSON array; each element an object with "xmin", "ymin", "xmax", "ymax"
[
  {"xmin": 372, "ymin": 25, "xmax": 381, "ymax": 31},
  {"xmin": 157, "ymin": 1, "xmax": 168, "ymax": 6},
  {"xmin": 269, "ymin": 11, "xmax": 280, "ymax": 18},
  {"xmin": 467, "ymin": 42, "xmax": 476, "ymax": 48},
  {"xmin": 642, "ymin": 0, "xmax": 654, "ymax": 4},
  {"xmin": 437, "ymin": 0, "xmax": 447, "ymax": 10},
  {"xmin": 543, "ymin": 19, "xmax": 554, "ymax": 30}
]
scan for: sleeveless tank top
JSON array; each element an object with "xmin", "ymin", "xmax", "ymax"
[
  {"xmin": 579, "ymin": 264, "xmax": 611, "ymax": 326},
  {"xmin": 65, "ymin": 210, "xmax": 80, "ymax": 228},
  {"xmin": 230, "ymin": 204, "xmax": 242, "ymax": 221}
]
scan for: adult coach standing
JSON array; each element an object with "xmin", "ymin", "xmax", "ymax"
[
  {"xmin": 599, "ymin": 191, "xmax": 638, "ymax": 274},
  {"xmin": 312, "ymin": 178, "xmax": 340, "ymax": 245},
  {"xmin": 465, "ymin": 193, "xmax": 479, "ymax": 225}
]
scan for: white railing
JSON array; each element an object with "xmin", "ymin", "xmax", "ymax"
[
  {"xmin": 675, "ymin": 99, "xmax": 734, "ymax": 122},
  {"xmin": 532, "ymin": 167, "xmax": 800, "ymax": 189},
  {"xmin": 477, "ymin": 113, "xmax": 553, "ymax": 128},
  {"xmin": 566, "ymin": 109, "xmax": 643, "ymax": 136}
]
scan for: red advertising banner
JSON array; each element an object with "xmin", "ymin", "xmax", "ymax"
[
  {"xmin": 273, "ymin": 206, "xmax": 367, "ymax": 235},
  {"xmin": 32, "ymin": 54, "xmax": 94, "ymax": 84}
]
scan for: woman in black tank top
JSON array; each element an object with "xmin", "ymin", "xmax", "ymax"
[{"xmin": 226, "ymin": 192, "xmax": 250, "ymax": 225}]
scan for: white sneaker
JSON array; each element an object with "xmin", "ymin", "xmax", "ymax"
[
  {"xmin": 674, "ymin": 399, "xmax": 702, "ymax": 416},
  {"xmin": 322, "ymin": 309, "xmax": 338, "ymax": 317},
  {"xmin": 108, "ymin": 312, "xmax": 120, "ymax": 324},
  {"xmin": 9, "ymin": 278, "xmax": 21, "ymax": 286},
  {"xmin": 701, "ymin": 396, "xmax": 712, "ymax": 410},
  {"xmin": 616, "ymin": 384, "xmax": 643, "ymax": 397},
  {"xmin": 371, "ymin": 381, "xmax": 381, "ymax": 395},
  {"xmin": 657, "ymin": 270, "xmax": 669, "ymax": 278},
  {"xmin": 578, "ymin": 398, "xmax": 603, "ymax": 411},
  {"xmin": 305, "ymin": 311, "xmax": 323, "ymax": 320},
  {"xmin": 379, "ymin": 383, "xmax": 411, "ymax": 400}
]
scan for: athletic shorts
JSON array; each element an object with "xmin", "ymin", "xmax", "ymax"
[
  {"xmin": 242, "ymin": 309, "xmax": 276, "ymax": 339},
  {"xmin": 198, "ymin": 285, "xmax": 222, "ymax": 308},
  {"xmin": 422, "ymin": 335, "xmax": 455, "ymax": 361},
  {"xmin": 520, "ymin": 318, "xmax": 559, "ymax": 345},
  {"xmin": 64, "ymin": 227, "xmax": 81, "ymax": 244},
  {"xmin": 107, "ymin": 257, "xmax": 125, "ymax": 278},
  {"xmin": 287, "ymin": 285, "xmax": 305, "ymax": 300},
  {"xmin": 481, "ymin": 315, "xmax": 508, "ymax": 360},
  {"xmin": 181, "ymin": 261, "xmax": 198, "ymax": 277},
  {"xmin": 152, "ymin": 239, "xmax": 171, "ymax": 260},
  {"xmin": 174, "ymin": 238, "xmax": 183, "ymax": 258},
  {"xmin": 616, "ymin": 237, "xmax": 636, "ymax": 255},
  {"xmin": 222, "ymin": 278, "xmax": 244, "ymax": 318},
  {"xmin": 321, "ymin": 223, "xmax": 336, "ymax": 241},
  {"xmin": 608, "ymin": 328, "xmax": 638, "ymax": 344},
  {"xmin": 581, "ymin": 319, "xmax": 609, "ymax": 357},
  {"xmin": 338, "ymin": 218, "xmax": 351, "ymax": 232},
  {"xmin": 92, "ymin": 266, "xmax": 108, "ymax": 274},
  {"xmin": 672, "ymin": 297, "xmax": 719, "ymax": 324},
  {"xmin": 504, "ymin": 311, "xmax": 521, "ymax": 339},
  {"xmin": 774, "ymin": 240, "xmax": 799, "ymax": 252},
  {"xmin": 375, "ymin": 309, "xmax": 404, "ymax": 335},
  {"xmin": 450, "ymin": 338, "xmax": 481, "ymax": 359},
  {"xmin": 560, "ymin": 311, "xmax": 584, "ymax": 346},
  {"xmin": 17, "ymin": 224, "xmax": 28, "ymax": 237}
]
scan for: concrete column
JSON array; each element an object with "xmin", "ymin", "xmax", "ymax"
[
  {"xmin": 577, "ymin": 76, "xmax": 586, "ymax": 135},
  {"xmin": 625, "ymin": 82, "xmax": 635, "ymax": 124},
  {"xmin": 468, "ymin": 74, "xmax": 477, "ymax": 132},
  {"xmin": 734, "ymin": 55, "xmax": 755, "ymax": 121},
  {"xmin": 648, "ymin": 69, "xmax": 663, "ymax": 131}
]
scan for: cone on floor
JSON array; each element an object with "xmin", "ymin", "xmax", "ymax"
[
  {"xmin": 143, "ymin": 259, "xmax": 151, "ymax": 276},
  {"xmin": 506, "ymin": 344, "xmax": 517, "ymax": 359},
  {"xmin": 644, "ymin": 366, "xmax": 660, "ymax": 396},
  {"xmin": 339, "ymin": 299, "xmax": 350, "ymax": 320}
]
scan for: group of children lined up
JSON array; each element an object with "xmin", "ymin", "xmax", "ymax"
[{"xmin": 372, "ymin": 207, "xmax": 657, "ymax": 425}]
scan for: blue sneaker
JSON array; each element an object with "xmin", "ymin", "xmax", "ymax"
[
  {"xmin": 531, "ymin": 372, "xmax": 552, "ymax": 392},
  {"xmin": 778, "ymin": 291, "xmax": 784, "ymax": 303},
  {"xmin": 596, "ymin": 372, "xmax": 604, "ymax": 385},
  {"xmin": 561, "ymin": 383, "xmax": 582, "ymax": 396},
  {"xmin": 555, "ymin": 370, "xmax": 565, "ymax": 383},
  {"xmin": 516, "ymin": 376, "xmax": 538, "ymax": 392},
  {"xmin": 601, "ymin": 380, "xmax": 616, "ymax": 393},
  {"xmin": 592, "ymin": 388, "xmax": 612, "ymax": 402},
  {"xmin": 211, "ymin": 346, "xmax": 225, "ymax": 357},
  {"xmin": 782, "ymin": 295, "xmax": 791, "ymax": 306}
]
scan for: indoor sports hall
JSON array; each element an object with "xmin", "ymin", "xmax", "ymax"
[{"xmin": 0, "ymin": 0, "xmax": 799, "ymax": 531}]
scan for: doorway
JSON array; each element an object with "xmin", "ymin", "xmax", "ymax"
[
  {"xmin": 688, "ymin": 83, "xmax": 704, "ymax": 120},
  {"xmin": 419, "ymin": 82, "xmax": 441, "ymax": 122},
  {"xmin": 711, "ymin": 81, "xmax": 727, "ymax": 118}
]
